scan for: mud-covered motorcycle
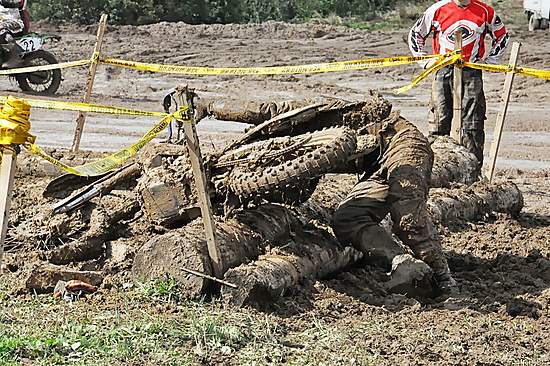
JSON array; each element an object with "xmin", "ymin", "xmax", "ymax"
[
  {"xmin": 47, "ymin": 93, "xmax": 382, "ymax": 224},
  {"xmin": 2, "ymin": 32, "xmax": 62, "ymax": 95},
  {"xmin": 161, "ymin": 92, "xmax": 374, "ymax": 206}
]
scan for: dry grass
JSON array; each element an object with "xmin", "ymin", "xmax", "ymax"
[{"xmin": 0, "ymin": 279, "xmax": 366, "ymax": 365}]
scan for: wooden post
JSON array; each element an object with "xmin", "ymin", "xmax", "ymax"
[
  {"xmin": 71, "ymin": 14, "xmax": 108, "ymax": 152},
  {"xmin": 486, "ymin": 42, "xmax": 521, "ymax": 182},
  {"xmin": 450, "ymin": 30, "xmax": 463, "ymax": 142},
  {"xmin": 0, "ymin": 148, "xmax": 17, "ymax": 273},
  {"xmin": 175, "ymin": 86, "xmax": 223, "ymax": 278}
]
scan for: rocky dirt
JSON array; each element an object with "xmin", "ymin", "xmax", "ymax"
[{"xmin": 1, "ymin": 9, "xmax": 550, "ymax": 366}]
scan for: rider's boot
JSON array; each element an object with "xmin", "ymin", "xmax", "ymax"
[{"xmin": 1, "ymin": 43, "xmax": 24, "ymax": 68}]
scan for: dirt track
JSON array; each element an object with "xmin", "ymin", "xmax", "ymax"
[
  {"xmin": 4, "ymin": 20, "xmax": 549, "ymax": 169},
  {"xmin": 1, "ymin": 18, "xmax": 550, "ymax": 365}
]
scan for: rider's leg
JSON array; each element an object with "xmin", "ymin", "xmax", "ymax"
[
  {"xmin": 332, "ymin": 178, "xmax": 406, "ymax": 271},
  {"xmin": 0, "ymin": 20, "xmax": 26, "ymax": 68},
  {"xmin": 428, "ymin": 66, "xmax": 453, "ymax": 142},
  {"xmin": 384, "ymin": 119, "xmax": 456, "ymax": 295}
]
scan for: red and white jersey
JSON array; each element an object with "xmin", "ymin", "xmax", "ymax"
[{"xmin": 409, "ymin": 0, "xmax": 509, "ymax": 64}]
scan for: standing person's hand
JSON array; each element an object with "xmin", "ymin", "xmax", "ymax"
[{"xmin": 483, "ymin": 55, "xmax": 500, "ymax": 65}]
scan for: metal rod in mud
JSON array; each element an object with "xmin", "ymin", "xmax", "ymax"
[
  {"xmin": 486, "ymin": 42, "xmax": 521, "ymax": 182},
  {"xmin": 182, "ymin": 267, "xmax": 238, "ymax": 289},
  {"xmin": 175, "ymin": 86, "xmax": 224, "ymax": 279},
  {"xmin": 71, "ymin": 14, "xmax": 108, "ymax": 152},
  {"xmin": 0, "ymin": 148, "xmax": 17, "ymax": 273},
  {"xmin": 451, "ymin": 30, "xmax": 463, "ymax": 142}
]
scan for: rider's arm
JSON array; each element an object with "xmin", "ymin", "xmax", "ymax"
[
  {"xmin": 485, "ymin": 14, "xmax": 509, "ymax": 64},
  {"xmin": 408, "ymin": 8, "xmax": 435, "ymax": 68},
  {"xmin": 0, "ymin": 0, "xmax": 22, "ymax": 8}
]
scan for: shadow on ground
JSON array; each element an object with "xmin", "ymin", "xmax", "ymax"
[{"xmin": 259, "ymin": 212, "xmax": 550, "ymax": 320}]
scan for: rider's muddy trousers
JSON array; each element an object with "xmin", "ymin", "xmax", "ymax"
[{"xmin": 332, "ymin": 117, "xmax": 451, "ymax": 279}]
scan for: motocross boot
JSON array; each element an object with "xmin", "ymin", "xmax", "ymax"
[
  {"xmin": 357, "ymin": 225, "xmax": 406, "ymax": 272},
  {"xmin": 1, "ymin": 43, "xmax": 24, "ymax": 69},
  {"xmin": 410, "ymin": 239, "xmax": 458, "ymax": 298},
  {"xmin": 432, "ymin": 258, "xmax": 458, "ymax": 298}
]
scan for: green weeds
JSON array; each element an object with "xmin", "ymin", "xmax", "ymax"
[{"xmin": 0, "ymin": 284, "xmax": 266, "ymax": 365}]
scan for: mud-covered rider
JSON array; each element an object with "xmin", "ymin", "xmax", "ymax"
[
  {"xmin": 0, "ymin": 0, "xmax": 29, "ymax": 68},
  {"xmin": 332, "ymin": 114, "xmax": 457, "ymax": 296},
  {"xmin": 195, "ymin": 96, "xmax": 458, "ymax": 296}
]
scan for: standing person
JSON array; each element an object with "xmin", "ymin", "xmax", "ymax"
[
  {"xmin": 0, "ymin": 0, "xmax": 27, "ymax": 67},
  {"xmin": 408, "ymin": 0, "xmax": 509, "ymax": 174}
]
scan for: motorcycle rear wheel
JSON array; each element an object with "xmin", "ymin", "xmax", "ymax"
[{"xmin": 16, "ymin": 50, "xmax": 62, "ymax": 95}]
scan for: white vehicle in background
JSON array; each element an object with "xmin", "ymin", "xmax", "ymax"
[{"xmin": 524, "ymin": 0, "xmax": 550, "ymax": 30}]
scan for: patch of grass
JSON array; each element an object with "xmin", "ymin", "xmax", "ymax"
[
  {"xmin": 1, "ymin": 277, "xmax": 549, "ymax": 365},
  {"xmin": 0, "ymin": 334, "xmax": 66, "ymax": 364},
  {"xmin": 141, "ymin": 276, "xmax": 181, "ymax": 303},
  {"xmin": 0, "ymin": 284, "xmax": 272, "ymax": 365}
]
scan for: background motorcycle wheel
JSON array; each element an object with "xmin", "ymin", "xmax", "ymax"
[
  {"xmin": 227, "ymin": 127, "xmax": 357, "ymax": 202},
  {"xmin": 16, "ymin": 50, "xmax": 62, "ymax": 95}
]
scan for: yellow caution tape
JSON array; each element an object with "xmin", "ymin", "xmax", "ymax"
[
  {"xmin": 464, "ymin": 62, "xmax": 511, "ymax": 74},
  {"xmin": 91, "ymin": 51, "xmax": 101, "ymax": 64},
  {"xmin": 519, "ymin": 67, "xmax": 550, "ymax": 80},
  {"xmin": 25, "ymin": 114, "xmax": 175, "ymax": 176},
  {"xmin": 0, "ymin": 48, "xmax": 97, "ymax": 76},
  {"xmin": 0, "ymin": 96, "xmax": 167, "ymax": 117},
  {"xmin": 26, "ymin": 106, "xmax": 192, "ymax": 176},
  {"xmin": 0, "ymin": 97, "xmax": 34, "ymax": 145},
  {"xmin": 104, "ymin": 51, "xmax": 550, "ymax": 82},
  {"xmin": 0, "ymin": 59, "xmax": 90, "ymax": 76},
  {"xmin": 101, "ymin": 54, "xmax": 446, "ymax": 75},
  {"xmin": 0, "ymin": 96, "xmax": 192, "ymax": 176},
  {"xmin": 394, "ymin": 52, "xmax": 462, "ymax": 94},
  {"xmin": 464, "ymin": 62, "xmax": 550, "ymax": 81},
  {"xmin": 0, "ymin": 49, "xmax": 548, "ymax": 87}
]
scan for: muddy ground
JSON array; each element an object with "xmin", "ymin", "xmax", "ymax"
[
  {"xmin": 1, "ymin": 5, "xmax": 550, "ymax": 366},
  {"xmin": 4, "ymin": 13, "xmax": 549, "ymax": 165}
]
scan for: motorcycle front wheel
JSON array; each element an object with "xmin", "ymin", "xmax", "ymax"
[
  {"xmin": 16, "ymin": 50, "xmax": 62, "ymax": 95},
  {"xmin": 222, "ymin": 127, "xmax": 357, "ymax": 201}
]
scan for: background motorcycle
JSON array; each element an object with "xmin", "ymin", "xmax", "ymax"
[{"xmin": 2, "ymin": 32, "xmax": 62, "ymax": 95}]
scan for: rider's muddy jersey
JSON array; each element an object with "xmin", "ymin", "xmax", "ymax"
[
  {"xmin": 0, "ymin": 7, "xmax": 20, "ymax": 21},
  {"xmin": 408, "ymin": 0, "xmax": 509, "ymax": 64},
  {"xmin": 0, "ymin": 0, "xmax": 26, "ymax": 35}
]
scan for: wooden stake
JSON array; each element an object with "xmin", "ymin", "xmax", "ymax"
[
  {"xmin": 175, "ymin": 86, "xmax": 223, "ymax": 278},
  {"xmin": 486, "ymin": 42, "xmax": 521, "ymax": 182},
  {"xmin": 71, "ymin": 14, "xmax": 108, "ymax": 152},
  {"xmin": 0, "ymin": 148, "xmax": 17, "ymax": 273},
  {"xmin": 450, "ymin": 30, "xmax": 463, "ymax": 142}
]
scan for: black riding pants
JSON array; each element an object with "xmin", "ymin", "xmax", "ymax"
[{"xmin": 429, "ymin": 66, "xmax": 486, "ymax": 170}]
